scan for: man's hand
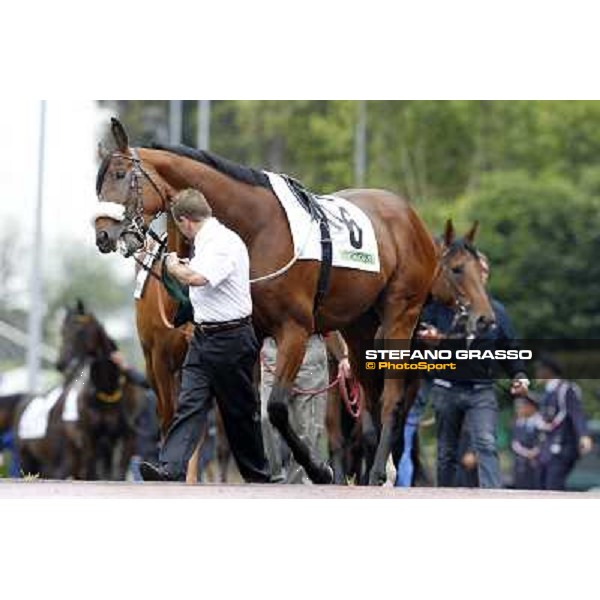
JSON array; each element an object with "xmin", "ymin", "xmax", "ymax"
[
  {"xmin": 417, "ymin": 324, "xmax": 445, "ymax": 344},
  {"xmin": 165, "ymin": 252, "xmax": 180, "ymax": 273},
  {"xmin": 510, "ymin": 376, "xmax": 530, "ymax": 397},
  {"xmin": 110, "ymin": 351, "xmax": 128, "ymax": 371},
  {"xmin": 339, "ymin": 357, "xmax": 352, "ymax": 379},
  {"xmin": 579, "ymin": 435, "xmax": 593, "ymax": 456}
]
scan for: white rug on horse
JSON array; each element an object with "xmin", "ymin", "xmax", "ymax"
[
  {"xmin": 18, "ymin": 386, "xmax": 64, "ymax": 440},
  {"xmin": 62, "ymin": 365, "xmax": 89, "ymax": 422},
  {"xmin": 265, "ymin": 172, "xmax": 381, "ymax": 273}
]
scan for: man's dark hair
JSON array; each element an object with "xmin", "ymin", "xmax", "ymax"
[{"xmin": 171, "ymin": 188, "xmax": 212, "ymax": 222}]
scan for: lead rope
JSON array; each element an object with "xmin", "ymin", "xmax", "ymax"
[{"xmin": 259, "ymin": 353, "xmax": 362, "ymax": 420}]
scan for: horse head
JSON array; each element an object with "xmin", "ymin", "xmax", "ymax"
[
  {"xmin": 431, "ymin": 220, "xmax": 496, "ymax": 336},
  {"xmin": 56, "ymin": 300, "xmax": 116, "ymax": 373},
  {"xmin": 93, "ymin": 118, "xmax": 170, "ymax": 257}
]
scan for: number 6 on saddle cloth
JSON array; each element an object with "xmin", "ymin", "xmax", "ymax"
[{"xmin": 161, "ymin": 259, "xmax": 194, "ymax": 328}]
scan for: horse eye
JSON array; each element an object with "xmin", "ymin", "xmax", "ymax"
[
  {"xmin": 115, "ymin": 171, "xmax": 126, "ymax": 180},
  {"xmin": 451, "ymin": 265, "xmax": 464, "ymax": 275}
]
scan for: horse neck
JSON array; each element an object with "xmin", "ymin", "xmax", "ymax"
[
  {"xmin": 90, "ymin": 357, "xmax": 120, "ymax": 392},
  {"xmin": 166, "ymin": 212, "xmax": 189, "ymax": 256},
  {"xmin": 145, "ymin": 149, "xmax": 273, "ymax": 241}
]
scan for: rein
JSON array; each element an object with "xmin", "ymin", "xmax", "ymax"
[
  {"xmin": 130, "ymin": 230, "xmax": 181, "ymax": 331},
  {"xmin": 98, "ymin": 148, "xmax": 319, "ymax": 286}
]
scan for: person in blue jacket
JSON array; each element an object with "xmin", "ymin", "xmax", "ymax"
[{"xmin": 511, "ymin": 396, "xmax": 542, "ymax": 489}]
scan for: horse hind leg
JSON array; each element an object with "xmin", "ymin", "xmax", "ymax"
[{"xmin": 267, "ymin": 324, "xmax": 333, "ymax": 484}]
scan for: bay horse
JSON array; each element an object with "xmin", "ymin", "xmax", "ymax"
[
  {"xmin": 94, "ymin": 117, "xmax": 495, "ymax": 484},
  {"xmin": 326, "ymin": 220, "xmax": 493, "ymax": 485}
]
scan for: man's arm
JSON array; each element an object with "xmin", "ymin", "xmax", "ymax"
[
  {"xmin": 165, "ymin": 253, "xmax": 208, "ymax": 287},
  {"xmin": 325, "ymin": 331, "xmax": 348, "ymax": 362},
  {"xmin": 325, "ymin": 331, "xmax": 352, "ymax": 377},
  {"xmin": 492, "ymin": 300, "xmax": 529, "ymax": 379}
]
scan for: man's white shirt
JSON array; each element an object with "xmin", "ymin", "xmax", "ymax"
[{"xmin": 188, "ymin": 217, "xmax": 252, "ymax": 323}]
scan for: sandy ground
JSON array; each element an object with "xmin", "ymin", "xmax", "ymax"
[{"xmin": 1, "ymin": 479, "xmax": 599, "ymax": 499}]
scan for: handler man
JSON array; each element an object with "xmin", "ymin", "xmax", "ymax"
[
  {"xmin": 419, "ymin": 253, "xmax": 529, "ymax": 488},
  {"xmin": 140, "ymin": 188, "xmax": 270, "ymax": 483}
]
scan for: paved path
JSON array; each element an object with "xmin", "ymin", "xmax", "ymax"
[{"xmin": 1, "ymin": 480, "xmax": 598, "ymax": 499}]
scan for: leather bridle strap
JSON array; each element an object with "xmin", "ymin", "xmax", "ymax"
[{"xmin": 110, "ymin": 149, "xmax": 171, "ymax": 213}]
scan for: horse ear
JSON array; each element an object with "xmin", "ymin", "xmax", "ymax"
[
  {"xmin": 76, "ymin": 298, "xmax": 86, "ymax": 315},
  {"xmin": 97, "ymin": 142, "xmax": 109, "ymax": 161},
  {"xmin": 443, "ymin": 219, "xmax": 455, "ymax": 247},
  {"xmin": 111, "ymin": 117, "xmax": 129, "ymax": 152},
  {"xmin": 464, "ymin": 220, "xmax": 480, "ymax": 244}
]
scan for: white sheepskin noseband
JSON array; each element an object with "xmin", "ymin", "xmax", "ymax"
[{"xmin": 91, "ymin": 201, "xmax": 126, "ymax": 226}]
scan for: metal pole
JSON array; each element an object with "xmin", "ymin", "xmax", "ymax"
[
  {"xmin": 169, "ymin": 100, "xmax": 183, "ymax": 144},
  {"xmin": 354, "ymin": 100, "xmax": 367, "ymax": 187},
  {"xmin": 197, "ymin": 100, "xmax": 211, "ymax": 150},
  {"xmin": 27, "ymin": 100, "xmax": 46, "ymax": 394}
]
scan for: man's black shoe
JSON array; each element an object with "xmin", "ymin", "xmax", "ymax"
[{"xmin": 139, "ymin": 462, "xmax": 174, "ymax": 482}]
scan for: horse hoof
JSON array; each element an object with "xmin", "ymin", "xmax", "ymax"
[{"xmin": 308, "ymin": 462, "xmax": 334, "ymax": 485}]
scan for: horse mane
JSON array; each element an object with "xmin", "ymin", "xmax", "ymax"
[{"xmin": 148, "ymin": 143, "xmax": 272, "ymax": 189}]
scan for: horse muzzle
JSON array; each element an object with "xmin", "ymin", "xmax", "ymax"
[{"xmin": 472, "ymin": 314, "xmax": 497, "ymax": 335}]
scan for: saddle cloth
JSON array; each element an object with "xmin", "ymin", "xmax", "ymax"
[
  {"xmin": 265, "ymin": 172, "xmax": 380, "ymax": 273},
  {"xmin": 61, "ymin": 365, "xmax": 89, "ymax": 422},
  {"xmin": 18, "ymin": 386, "xmax": 63, "ymax": 440}
]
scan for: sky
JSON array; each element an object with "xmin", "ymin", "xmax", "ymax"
[
  {"xmin": 0, "ymin": 100, "xmax": 135, "ymax": 338},
  {"xmin": 0, "ymin": 102, "xmax": 133, "ymax": 288}
]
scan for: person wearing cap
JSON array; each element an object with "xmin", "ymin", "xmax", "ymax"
[
  {"xmin": 417, "ymin": 251, "xmax": 529, "ymax": 489},
  {"xmin": 511, "ymin": 395, "xmax": 542, "ymax": 489},
  {"xmin": 520, "ymin": 356, "xmax": 593, "ymax": 491}
]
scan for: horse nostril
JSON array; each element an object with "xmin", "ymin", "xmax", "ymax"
[{"xmin": 96, "ymin": 230, "xmax": 109, "ymax": 244}]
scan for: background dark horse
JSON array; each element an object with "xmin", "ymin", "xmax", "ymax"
[{"xmin": 55, "ymin": 301, "xmax": 147, "ymax": 480}]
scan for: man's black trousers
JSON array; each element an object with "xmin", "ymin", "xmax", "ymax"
[{"xmin": 159, "ymin": 323, "xmax": 270, "ymax": 482}]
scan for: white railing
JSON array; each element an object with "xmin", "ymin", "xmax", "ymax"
[{"xmin": 0, "ymin": 320, "xmax": 57, "ymax": 364}]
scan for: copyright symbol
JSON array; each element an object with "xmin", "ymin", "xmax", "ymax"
[{"xmin": 366, "ymin": 362, "xmax": 376, "ymax": 370}]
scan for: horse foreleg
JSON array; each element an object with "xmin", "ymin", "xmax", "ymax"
[
  {"xmin": 267, "ymin": 325, "xmax": 333, "ymax": 484},
  {"xmin": 368, "ymin": 305, "xmax": 423, "ymax": 486},
  {"xmin": 186, "ymin": 445, "xmax": 200, "ymax": 483}
]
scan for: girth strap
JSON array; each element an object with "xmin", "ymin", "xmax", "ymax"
[
  {"xmin": 281, "ymin": 175, "xmax": 333, "ymax": 316},
  {"xmin": 314, "ymin": 218, "xmax": 332, "ymax": 316}
]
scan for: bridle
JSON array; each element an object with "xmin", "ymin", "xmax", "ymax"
[
  {"xmin": 437, "ymin": 240, "xmax": 480, "ymax": 334},
  {"xmin": 96, "ymin": 148, "xmax": 170, "ymax": 255}
]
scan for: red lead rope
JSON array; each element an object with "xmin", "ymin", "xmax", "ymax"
[{"xmin": 259, "ymin": 354, "xmax": 363, "ymax": 420}]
